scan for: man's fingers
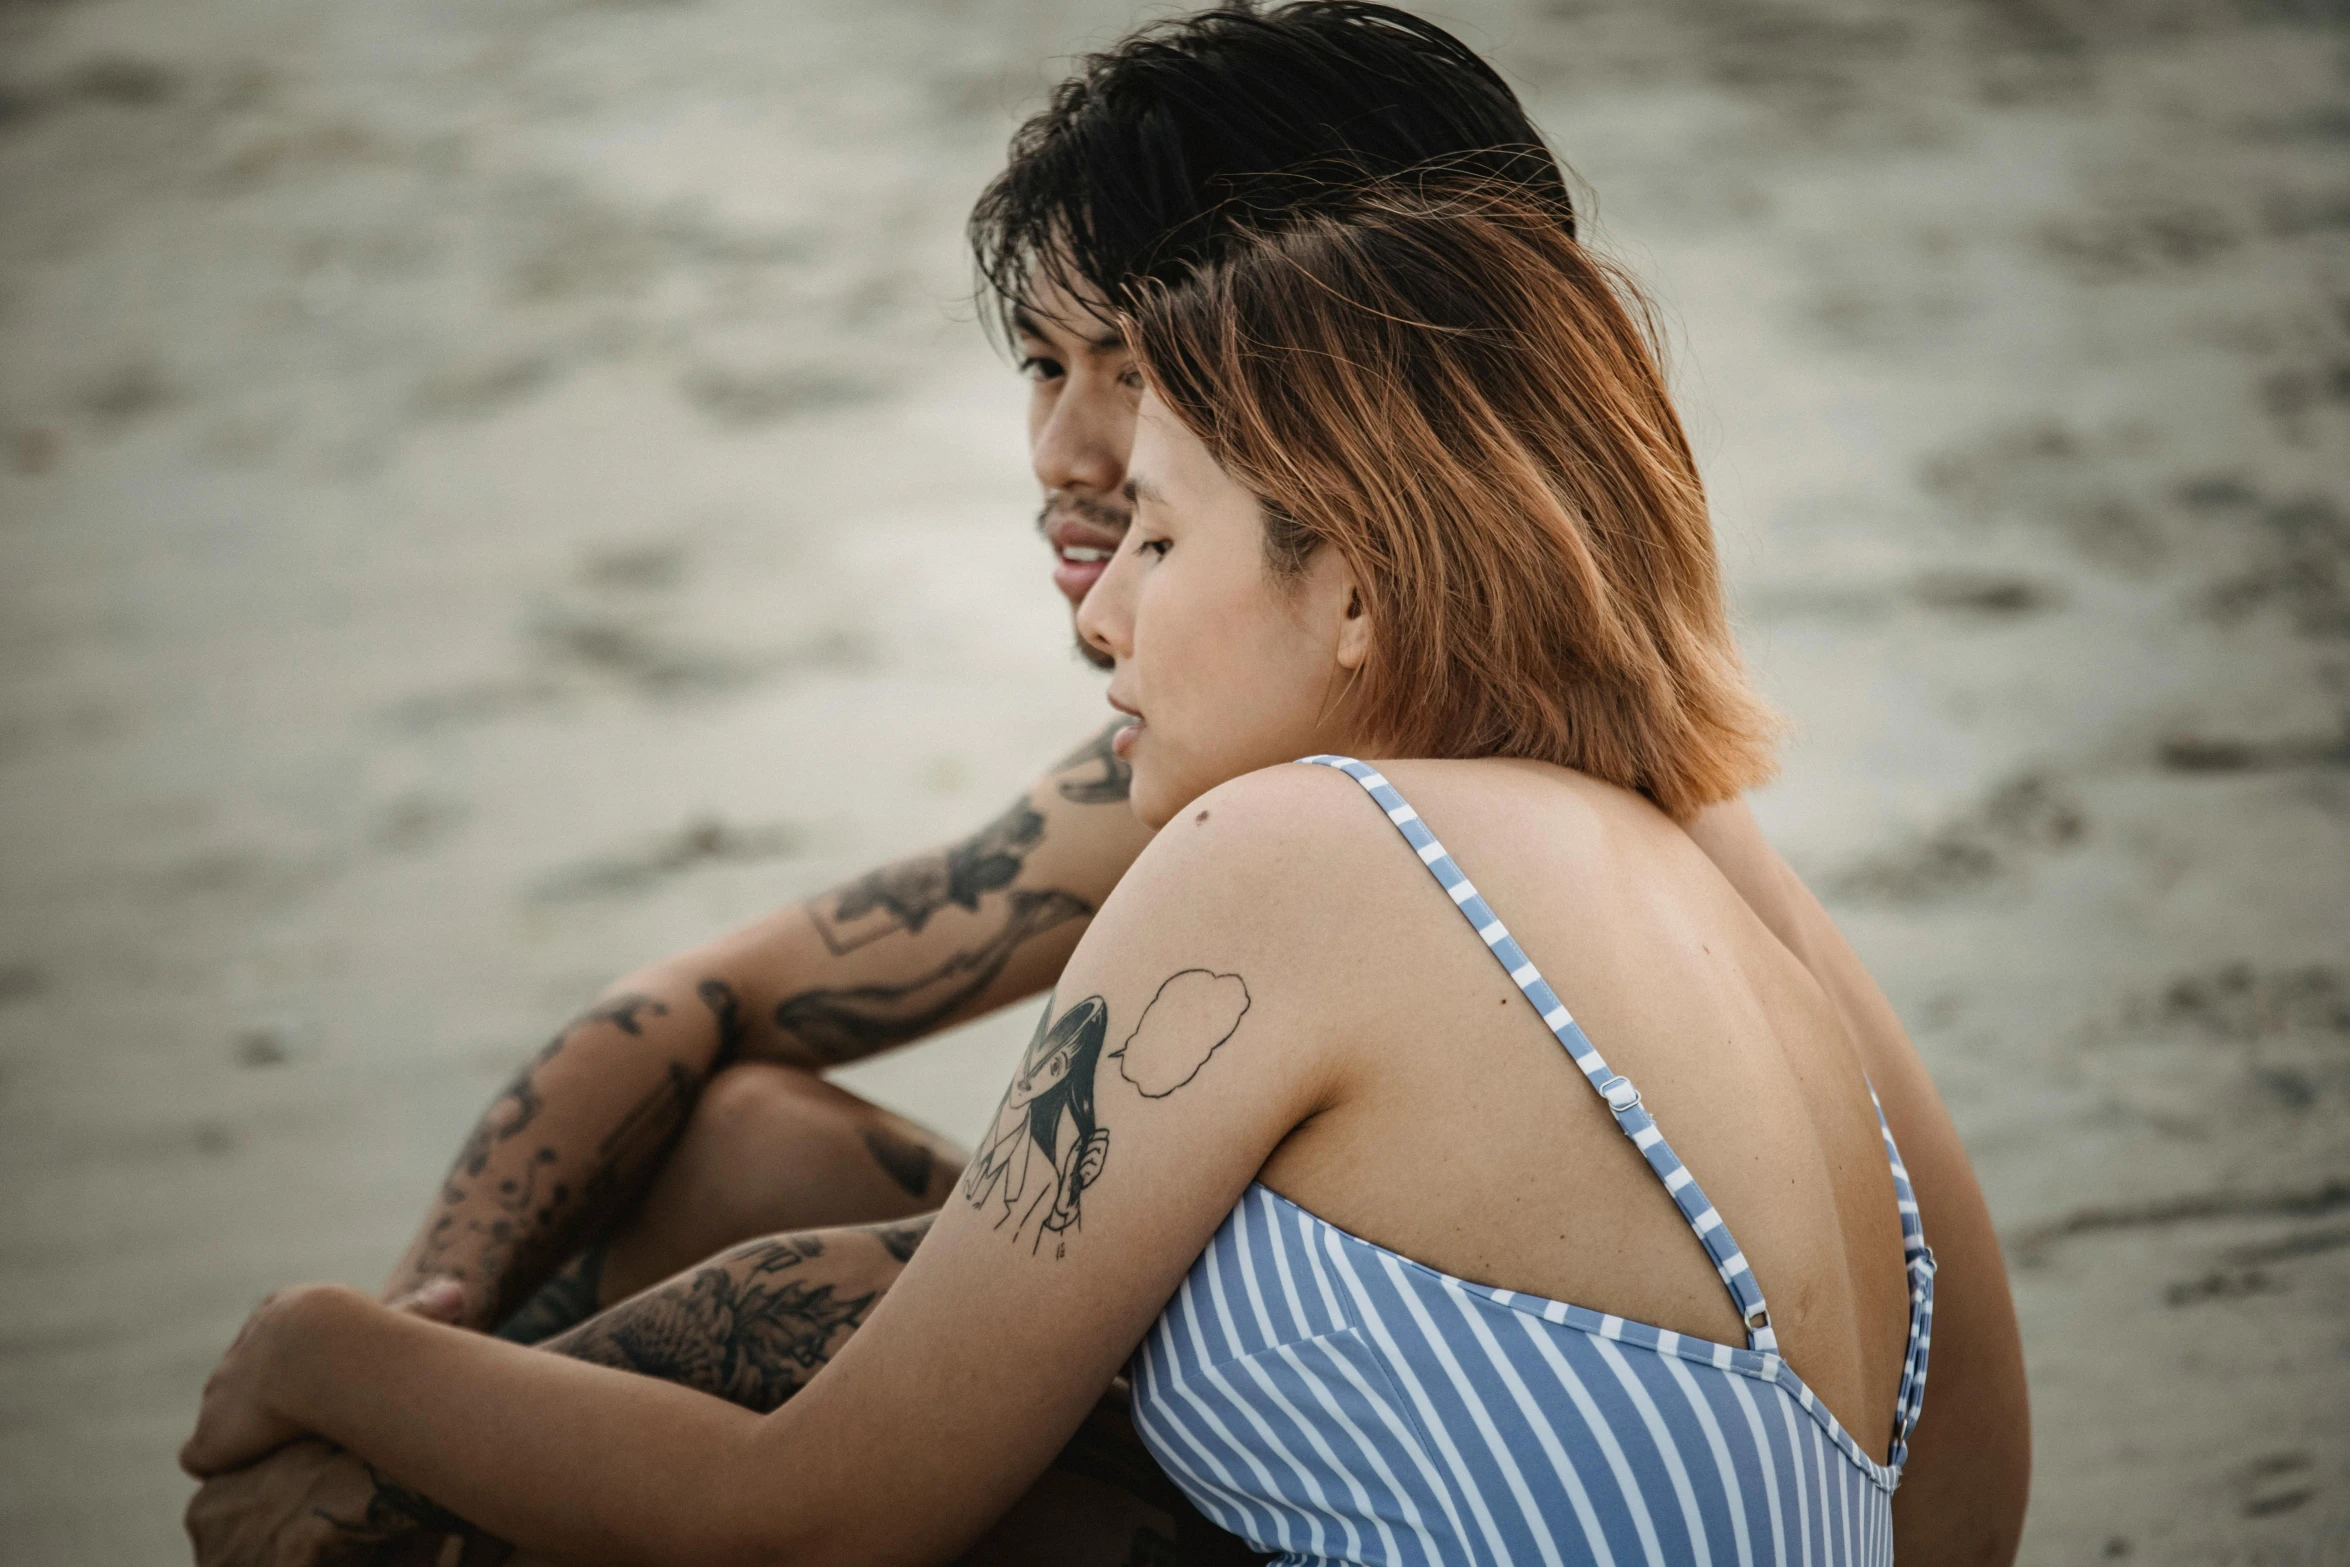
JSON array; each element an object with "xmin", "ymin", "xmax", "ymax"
[{"xmin": 388, "ymin": 1278, "xmax": 470, "ymax": 1325}]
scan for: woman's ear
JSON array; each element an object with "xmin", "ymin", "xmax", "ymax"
[{"xmin": 1333, "ymin": 579, "xmax": 1372, "ymax": 671}]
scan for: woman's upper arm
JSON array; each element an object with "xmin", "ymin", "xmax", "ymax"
[{"xmin": 737, "ymin": 773, "xmax": 1338, "ymax": 1563}]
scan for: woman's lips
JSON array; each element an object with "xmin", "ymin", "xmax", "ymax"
[{"xmin": 1111, "ymin": 715, "xmax": 1142, "ymax": 757}]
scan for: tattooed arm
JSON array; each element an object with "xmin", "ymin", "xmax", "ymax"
[
  {"xmin": 380, "ymin": 983, "xmax": 735, "ymax": 1329},
  {"xmin": 380, "ymin": 720, "xmax": 1154, "ymax": 1329},
  {"xmin": 184, "ymin": 767, "xmax": 1337, "ymax": 1565},
  {"xmin": 189, "ymin": 1220, "xmax": 927, "ymax": 1566}
]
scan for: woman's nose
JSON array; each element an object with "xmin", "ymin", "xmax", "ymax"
[{"xmin": 1075, "ymin": 540, "xmax": 1134, "ymax": 661}]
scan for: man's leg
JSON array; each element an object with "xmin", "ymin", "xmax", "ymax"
[
  {"xmin": 505, "ymin": 1070, "xmax": 1264, "ymax": 1562},
  {"xmin": 191, "ymin": 1213, "xmax": 1265, "ymax": 1567},
  {"xmin": 191, "ymin": 1062, "xmax": 959, "ymax": 1567},
  {"xmin": 496, "ymin": 1059, "xmax": 964, "ymax": 1343},
  {"xmin": 188, "ymin": 1066, "xmax": 1267, "ymax": 1564},
  {"xmin": 479, "ymin": 1223, "xmax": 1260, "ymax": 1566}
]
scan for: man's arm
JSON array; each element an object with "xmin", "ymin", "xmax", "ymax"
[
  {"xmin": 382, "ymin": 720, "xmax": 1155, "ymax": 1329},
  {"xmin": 182, "ymin": 783, "xmax": 1328, "ymax": 1567}
]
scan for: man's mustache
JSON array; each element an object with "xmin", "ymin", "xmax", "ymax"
[{"xmin": 1036, "ymin": 495, "xmax": 1132, "ymax": 536}]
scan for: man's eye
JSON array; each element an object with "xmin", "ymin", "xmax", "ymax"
[{"xmin": 1020, "ymin": 356, "xmax": 1066, "ymax": 383}]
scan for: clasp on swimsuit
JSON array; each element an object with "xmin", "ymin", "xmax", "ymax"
[{"xmin": 1596, "ymin": 1074, "xmax": 1642, "ymax": 1114}]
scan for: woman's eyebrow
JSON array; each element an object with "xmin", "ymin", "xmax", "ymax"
[{"xmin": 1122, "ymin": 475, "xmax": 1164, "ymax": 506}]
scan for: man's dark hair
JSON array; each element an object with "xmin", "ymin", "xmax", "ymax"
[{"xmin": 969, "ymin": 1, "xmax": 1571, "ymax": 333}]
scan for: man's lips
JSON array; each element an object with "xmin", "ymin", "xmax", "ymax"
[{"xmin": 1042, "ymin": 506, "xmax": 1127, "ymax": 604}]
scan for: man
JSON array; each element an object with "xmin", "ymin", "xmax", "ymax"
[{"xmin": 188, "ymin": 5, "xmax": 2027, "ymax": 1564}]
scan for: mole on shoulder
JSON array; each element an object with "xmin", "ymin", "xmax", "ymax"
[{"xmin": 1194, "ymin": 810, "xmax": 1210, "ymax": 824}]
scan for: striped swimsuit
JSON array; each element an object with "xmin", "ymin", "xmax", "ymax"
[{"xmin": 1130, "ymin": 756, "xmax": 1936, "ymax": 1566}]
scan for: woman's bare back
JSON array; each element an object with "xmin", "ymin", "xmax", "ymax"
[{"xmin": 1254, "ymin": 758, "xmax": 1915, "ymax": 1461}]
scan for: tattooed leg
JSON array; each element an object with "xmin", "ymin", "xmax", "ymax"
[
  {"xmin": 494, "ymin": 1242, "xmax": 608, "ymax": 1345},
  {"xmin": 191, "ymin": 1225, "xmax": 923, "ymax": 1567},
  {"xmin": 520, "ymin": 1223, "xmax": 1262, "ymax": 1567},
  {"xmin": 200, "ymin": 1218, "xmax": 1266, "ymax": 1567},
  {"xmin": 491, "ymin": 1061, "xmax": 965, "ymax": 1337},
  {"xmin": 598, "ymin": 1062, "xmax": 964, "ymax": 1306},
  {"xmin": 546, "ymin": 1229, "xmax": 889, "ymax": 1409}
]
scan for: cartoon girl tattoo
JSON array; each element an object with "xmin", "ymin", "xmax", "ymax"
[{"xmin": 961, "ymin": 994, "xmax": 1113, "ymax": 1257}]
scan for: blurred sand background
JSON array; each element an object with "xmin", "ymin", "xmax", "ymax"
[{"xmin": 1, "ymin": 0, "xmax": 2346, "ymax": 1561}]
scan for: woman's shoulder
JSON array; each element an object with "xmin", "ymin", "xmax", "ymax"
[
  {"xmin": 1115, "ymin": 759, "xmax": 1395, "ymax": 897},
  {"xmin": 1115, "ymin": 755, "xmax": 1634, "ymax": 918}
]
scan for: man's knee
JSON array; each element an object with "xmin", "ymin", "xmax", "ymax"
[
  {"xmin": 688, "ymin": 1060, "xmax": 856, "ymax": 1156},
  {"xmin": 679, "ymin": 1061, "xmax": 964, "ymax": 1206}
]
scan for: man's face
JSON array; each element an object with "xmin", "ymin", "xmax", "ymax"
[{"xmin": 1016, "ymin": 269, "xmax": 1142, "ymax": 662}]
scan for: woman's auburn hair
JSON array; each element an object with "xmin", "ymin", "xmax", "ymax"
[{"xmin": 1123, "ymin": 173, "xmax": 1779, "ymax": 821}]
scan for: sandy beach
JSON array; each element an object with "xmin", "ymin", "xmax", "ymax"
[{"xmin": 2, "ymin": 0, "xmax": 2345, "ymax": 1560}]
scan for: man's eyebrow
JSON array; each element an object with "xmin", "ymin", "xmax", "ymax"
[{"xmin": 1011, "ymin": 302, "xmax": 1125, "ymax": 355}]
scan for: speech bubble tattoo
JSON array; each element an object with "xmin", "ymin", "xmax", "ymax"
[{"xmin": 1111, "ymin": 969, "xmax": 1251, "ymax": 1098}]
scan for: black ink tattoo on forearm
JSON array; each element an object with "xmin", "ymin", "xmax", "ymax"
[
  {"xmin": 409, "ymin": 988, "xmax": 714, "ymax": 1321},
  {"xmin": 587, "ymin": 992, "xmax": 669, "ymax": 1035},
  {"xmin": 1055, "ymin": 718, "xmax": 1135, "ymax": 805},
  {"xmin": 774, "ymin": 887, "xmax": 1091, "ymax": 1063},
  {"xmin": 963, "ymin": 994, "xmax": 1113, "ymax": 1257},
  {"xmin": 780, "ymin": 782, "xmax": 1113, "ymax": 1064},
  {"xmin": 471, "ymin": 1060, "xmax": 702, "ymax": 1316},
  {"xmin": 427, "ymin": 992, "xmax": 666, "ymax": 1213},
  {"xmin": 811, "ymin": 796, "xmax": 1050, "ymax": 956},
  {"xmin": 546, "ymin": 1234, "xmax": 869, "ymax": 1413}
]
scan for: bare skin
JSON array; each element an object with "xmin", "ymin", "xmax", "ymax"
[
  {"xmin": 183, "ymin": 453, "xmax": 2020, "ymax": 1559},
  {"xmin": 188, "ymin": 287, "xmax": 2025, "ymax": 1565}
]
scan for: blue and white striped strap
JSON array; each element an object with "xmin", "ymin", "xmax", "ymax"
[
  {"xmin": 1297, "ymin": 754, "xmax": 1782, "ymax": 1354},
  {"xmin": 1870, "ymin": 1082, "xmax": 1936, "ymax": 1472}
]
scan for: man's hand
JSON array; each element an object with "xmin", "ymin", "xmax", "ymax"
[{"xmin": 382, "ymin": 1279, "xmax": 469, "ymax": 1326}]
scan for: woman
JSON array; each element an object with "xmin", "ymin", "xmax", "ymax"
[{"xmin": 184, "ymin": 176, "xmax": 2028, "ymax": 1565}]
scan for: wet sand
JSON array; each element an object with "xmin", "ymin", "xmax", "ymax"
[{"xmin": 2, "ymin": 0, "xmax": 2346, "ymax": 1560}]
